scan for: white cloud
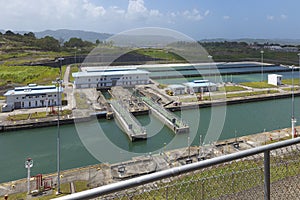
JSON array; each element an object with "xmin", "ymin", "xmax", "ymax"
[
  {"xmin": 204, "ymin": 10, "xmax": 210, "ymax": 17},
  {"xmin": 83, "ymin": 0, "xmax": 106, "ymax": 17},
  {"xmin": 0, "ymin": 0, "xmax": 209, "ymax": 35},
  {"xmin": 223, "ymin": 16, "xmax": 230, "ymax": 20},
  {"xmin": 182, "ymin": 9, "xmax": 203, "ymax": 21},
  {"xmin": 267, "ymin": 15, "xmax": 275, "ymax": 20},
  {"xmin": 280, "ymin": 14, "xmax": 287, "ymax": 19},
  {"xmin": 126, "ymin": 0, "xmax": 162, "ymax": 20}
]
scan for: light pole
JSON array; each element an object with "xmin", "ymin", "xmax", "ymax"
[
  {"xmin": 298, "ymin": 53, "xmax": 300, "ymax": 86},
  {"xmin": 261, "ymin": 50, "xmax": 264, "ymax": 82},
  {"xmin": 56, "ymin": 57, "xmax": 64, "ymax": 79},
  {"xmin": 54, "ymin": 57, "xmax": 63, "ymax": 194},
  {"xmin": 208, "ymin": 55, "xmax": 213, "ymax": 80},
  {"xmin": 25, "ymin": 158, "xmax": 33, "ymax": 194},
  {"xmin": 291, "ymin": 65, "xmax": 297, "ymax": 139},
  {"xmin": 74, "ymin": 47, "xmax": 77, "ymax": 64}
]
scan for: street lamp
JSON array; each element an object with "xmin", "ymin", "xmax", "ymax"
[
  {"xmin": 297, "ymin": 53, "xmax": 300, "ymax": 86},
  {"xmin": 208, "ymin": 55, "xmax": 213, "ymax": 79},
  {"xmin": 56, "ymin": 57, "xmax": 64, "ymax": 79},
  {"xmin": 260, "ymin": 50, "xmax": 264, "ymax": 82},
  {"xmin": 52, "ymin": 77, "xmax": 63, "ymax": 194},
  {"xmin": 54, "ymin": 57, "xmax": 63, "ymax": 195},
  {"xmin": 25, "ymin": 158, "xmax": 33, "ymax": 194},
  {"xmin": 291, "ymin": 65, "xmax": 297, "ymax": 139}
]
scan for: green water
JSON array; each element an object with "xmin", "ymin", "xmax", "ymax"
[{"xmin": 1, "ymin": 97, "xmax": 299, "ymax": 183}]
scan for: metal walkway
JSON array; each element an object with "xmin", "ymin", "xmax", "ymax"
[
  {"xmin": 142, "ymin": 97, "xmax": 189, "ymax": 134},
  {"xmin": 109, "ymin": 100, "xmax": 147, "ymax": 141}
]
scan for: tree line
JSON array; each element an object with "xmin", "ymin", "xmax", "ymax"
[{"xmin": 0, "ymin": 30, "xmax": 108, "ymax": 52}]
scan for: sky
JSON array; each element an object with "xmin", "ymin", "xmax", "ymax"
[{"xmin": 0, "ymin": 0, "xmax": 299, "ymax": 40}]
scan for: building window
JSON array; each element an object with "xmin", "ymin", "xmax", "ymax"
[
  {"xmin": 100, "ymin": 78, "xmax": 103, "ymax": 81},
  {"xmin": 96, "ymin": 78, "xmax": 99, "ymax": 81},
  {"xmin": 22, "ymin": 102, "xmax": 24, "ymax": 108},
  {"xmin": 22, "ymin": 97, "xmax": 25, "ymax": 99},
  {"xmin": 48, "ymin": 95, "xmax": 52, "ymax": 97},
  {"xmin": 35, "ymin": 101, "xmax": 37, "ymax": 106},
  {"xmin": 29, "ymin": 102, "xmax": 31, "ymax": 107},
  {"xmin": 88, "ymin": 79, "xmax": 91, "ymax": 82}
]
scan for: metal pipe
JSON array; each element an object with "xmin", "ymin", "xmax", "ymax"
[
  {"xmin": 56, "ymin": 78, "xmax": 61, "ymax": 194},
  {"xmin": 264, "ymin": 151, "xmax": 270, "ymax": 200},
  {"xmin": 54, "ymin": 137, "xmax": 300, "ymax": 200}
]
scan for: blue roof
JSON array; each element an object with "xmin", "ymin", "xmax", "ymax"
[
  {"xmin": 73, "ymin": 69, "xmax": 150, "ymax": 78},
  {"xmin": 4, "ymin": 84, "xmax": 62, "ymax": 96}
]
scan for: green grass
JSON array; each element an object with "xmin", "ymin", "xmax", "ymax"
[
  {"xmin": 69, "ymin": 65, "xmax": 79, "ymax": 82},
  {"xmin": 180, "ymin": 97, "xmax": 198, "ymax": 102},
  {"xmin": 134, "ymin": 49, "xmax": 186, "ymax": 63},
  {"xmin": 282, "ymin": 78, "xmax": 300, "ymax": 85},
  {"xmin": 0, "ymin": 65, "xmax": 60, "ymax": 86},
  {"xmin": 30, "ymin": 112, "xmax": 47, "ymax": 119},
  {"xmin": 0, "ymin": 181, "xmax": 89, "ymax": 200},
  {"xmin": 240, "ymin": 82, "xmax": 276, "ymax": 88},
  {"xmin": 74, "ymin": 180, "xmax": 90, "ymax": 192},
  {"xmin": 203, "ymin": 90, "xmax": 278, "ymax": 100},
  {"xmin": 218, "ymin": 85, "xmax": 247, "ymax": 92},
  {"xmin": 0, "ymin": 96, "xmax": 5, "ymax": 100},
  {"xmin": 7, "ymin": 113, "xmax": 29, "ymax": 121},
  {"xmin": 282, "ymin": 87, "xmax": 300, "ymax": 91},
  {"xmin": 7, "ymin": 110, "xmax": 72, "ymax": 121},
  {"xmin": 126, "ymin": 153, "xmax": 300, "ymax": 199}
]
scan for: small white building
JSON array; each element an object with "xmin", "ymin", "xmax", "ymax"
[
  {"xmin": 2, "ymin": 84, "xmax": 63, "ymax": 112},
  {"xmin": 167, "ymin": 84, "xmax": 186, "ymax": 95},
  {"xmin": 268, "ymin": 74, "xmax": 282, "ymax": 86},
  {"xmin": 183, "ymin": 80, "xmax": 217, "ymax": 94},
  {"xmin": 72, "ymin": 68, "xmax": 150, "ymax": 89}
]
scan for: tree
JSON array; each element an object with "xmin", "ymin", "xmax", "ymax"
[
  {"xmin": 24, "ymin": 32, "xmax": 36, "ymax": 39},
  {"xmin": 4, "ymin": 30, "xmax": 15, "ymax": 36},
  {"xmin": 36, "ymin": 36, "xmax": 60, "ymax": 51},
  {"xmin": 64, "ymin": 37, "xmax": 85, "ymax": 48}
]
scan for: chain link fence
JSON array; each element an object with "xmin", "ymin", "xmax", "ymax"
[{"xmin": 55, "ymin": 138, "xmax": 300, "ymax": 200}]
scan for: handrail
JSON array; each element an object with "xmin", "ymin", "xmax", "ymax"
[{"xmin": 53, "ymin": 137, "xmax": 300, "ymax": 200}]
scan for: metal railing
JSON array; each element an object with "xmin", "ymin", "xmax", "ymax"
[{"xmin": 54, "ymin": 137, "xmax": 300, "ymax": 200}]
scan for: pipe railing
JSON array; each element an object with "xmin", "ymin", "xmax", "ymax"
[{"xmin": 54, "ymin": 137, "xmax": 300, "ymax": 200}]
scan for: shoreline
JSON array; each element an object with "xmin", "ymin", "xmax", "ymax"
[
  {"xmin": 0, "ymin": 91, "xmax": 298, "ymax": 133},
  {"xmin": 0, "ymin": 125, "xmax": 297, "ymax": 196}
]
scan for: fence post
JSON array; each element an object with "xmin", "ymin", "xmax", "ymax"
[{"xmin": 264, "ymin": 151, "xmax": 270, "ymax": 200}]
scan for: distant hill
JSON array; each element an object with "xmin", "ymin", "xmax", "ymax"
[
  {"xmin": 34, "ymin": 29, "xmax": 112, "ymax": 42},
  {"xmin": 200, "ymin": 38, "xmax": 300, "ymax": 45}
]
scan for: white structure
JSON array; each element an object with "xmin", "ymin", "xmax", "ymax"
[
  {"xmin": 268, "ymin": 74, "xmax": 282, "ymax": 86},
  {"xmin": 72, "ymin": 68, "xmax": 150, "ymax": 89},
  {"xmin": 183, "ymin": 80, "xmax": 217, "ymax": 94},
  {"xmin": 2, "ymin": 84, "xmax": 63, "ymax": 112},
  {"xmin": 167, "ymin": 84, "xmax": 186, "ymax": 95}
]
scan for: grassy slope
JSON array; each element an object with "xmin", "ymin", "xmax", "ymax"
[{"xmin": 0, "ymin": 65, "xmax": 60, "ymax": 86}]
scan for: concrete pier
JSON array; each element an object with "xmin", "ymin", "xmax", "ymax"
[
  {"xmin": 109, "ymin": 100, "xmax": 147, "ymax": 141},
  {"xmin": 142, "ymin": 97, "xmax": 189, "ymax": 134}
]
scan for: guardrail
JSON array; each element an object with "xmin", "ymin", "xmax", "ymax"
[{"xmin": 54, "ymin": 137, "xmax": 300, "ymax": 200}]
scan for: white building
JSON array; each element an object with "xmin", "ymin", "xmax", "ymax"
[
  {"xmin": 268, "ymin": 74, "xmax": 282, "ymax": 86},
  {"xmin": 72, "ymin": 68, "xmax": 150, "ymax": 89},
  {"xmin": 167, "ymin": 84, "xmax": 186, "ymax": 95},
  {"xmin": 2, "ymin": 84, "xmax": 63, "ymax": 112},
  {"xmin": 183, "ymin": 80, "xmax": 217, "ymax": 94}
]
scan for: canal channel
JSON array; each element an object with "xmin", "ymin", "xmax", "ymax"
[{"xmin": 1, "ymin": 96, "xmax": 300, "ymax": 183}]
